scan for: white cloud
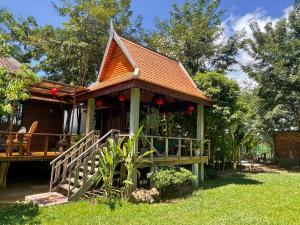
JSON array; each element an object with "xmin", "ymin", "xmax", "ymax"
[{"xmin": 222, "ymin": 5, "xmax": 293, "ymax": 88}]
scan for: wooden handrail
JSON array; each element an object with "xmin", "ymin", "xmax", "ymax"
[
  {"xmin": 50, "ymin": 130, "xmax": 95, "ymax": 165},
  {"xmin": 0, "ymin": 131, "xmax": 77, "ymax": 137},
  {"xmin": 67, "ymin": 129, "xmax": 119, "ymax": 169}
]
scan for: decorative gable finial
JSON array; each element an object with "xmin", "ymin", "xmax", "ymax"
[{"xmin": 110, "ymin": 19, "xmax": 114, "ymax": 35}]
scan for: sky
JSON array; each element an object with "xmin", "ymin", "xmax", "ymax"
[{"xmin": 0, "ymin": 0, "xmax": 295, "ymax": 86}]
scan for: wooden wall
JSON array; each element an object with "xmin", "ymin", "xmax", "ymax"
[
  {"xmin": 22, "ymin": 100, "xmax": 67, "ymax": 151},
  {"xmin": 275, "ymin": 131, "xmax": 300, "ymax": 164}
]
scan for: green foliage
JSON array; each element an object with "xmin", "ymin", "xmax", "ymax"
[
  {"xmin": 0, "ymin": 10, "xmax": 40, "ymax": 63},
  {"xmin": 243, "ymin": 3, "xmax": 300, "ymax": 132},
  {"xmin": 120, "ymin": 126, "xmax": 154, "ymax": 200},
  {"xmin": 194, "ymin": 71, "xmax": 240, "ymax": 166},
  {"xmin": 96, "ymin": 137, "xmax": 124, "ymax": 202},
  {"xmin": 140, "ymin": 107, "xmax": 161, "ymax": 135},
  {"xmin": 146, "ymin": 0, "xmax": 241, "ymax": 74},
  {"xmin": 32, "ymin": 0, "xmax": 143, "ymax": 85},
  {"xmin": 0, "ymin": 64, "xmax": 39, "ymax": 115},
  {"xmin": 95, "ymin": 127, "xmax": 154, "ymax": 201},
  {"xmin": 148, "ymin": 166, "xmax": 196, "ymax": 189},
  {"xmin": 3, "ymin": 173, "xmax": 300, "ymax": 225}
]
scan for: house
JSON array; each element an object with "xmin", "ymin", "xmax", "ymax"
[
  {"xmin": 0, "ymin": 58, "xmax": 87, "ymax": 188},
  {"xmin": 49, "ymin": 26, "xmax": 211, "ymax": 200},
  {"xmin": 1, "ymin": 25, "xmax": 212, "ymax": 200},
  {"xmin": 274, "ymin": 131, "xmax": 300, "ymax": 164}
]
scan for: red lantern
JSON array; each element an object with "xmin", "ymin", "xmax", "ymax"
[
  {"xmin": 155, "ymin": 97, "xmax": 165, "ymax": 106},
  {"xmin": 50, "ymin": 87, "xmax": 58, "ymax": 96},
  {"xmin": 188, "ymin": 105, "xmax": 195, "ymax": 112},
  {"xmin": 118, "ymin": 94, "xmax": 126, "ymax": 102},
  {"xmin": 187, "ymin": 104, "xmax": 195, "ymax": 115},
  {"xmin": 95, "ymin": 99, "xmax": 103, "ymax": 107}
]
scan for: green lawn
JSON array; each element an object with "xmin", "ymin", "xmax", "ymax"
[{"xmin": 1, "ymin": 171, "xmax": 300, "ymax": 225}]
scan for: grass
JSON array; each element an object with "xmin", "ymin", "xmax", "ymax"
[{"xmin": 1, "ymin": 171, "xmax": 300, "ymax": 225}]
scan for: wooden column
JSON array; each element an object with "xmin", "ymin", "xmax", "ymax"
[
  {"xmin": 0, "ymin": 161, "xmax": 10, "ymax": 188},
  {"xmin": 192, "ymin": 104, "xmax": 205, "ymax": 186},
  {"xmin": 129, "ymin": 87, "xmax": 140, "ymax": 190},
  {"xmin": 85, "ymin": 98, "xmax": 95, "ymax": 135}
]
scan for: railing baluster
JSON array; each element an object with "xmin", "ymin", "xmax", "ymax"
[
  {"xmin": 165, "ymin": 138, "xmax": 168, "ymax": 158},
  {"xmin": 43, "ymin": 135, "xmax": 49, "ymax": 157},
  {"xmin": 190, "ymin": 139, "xmax": 193, "ymax": 157},
  {"xmin": 82, "ymin": 159, "xmax": 88, "ymax": 188},
  {"xmin": 74, "ymin": 164, "xmax": 79, "ymax": 187},
  {"xmin": 150, "ymin": 137, "xmax": 154, "ymax": 162},
  {"xmin": 91, "ymin": 152, "xmax": 96, "ymax": 174},
  {"xmin": 178, "ymin": 139, "xmax": 181, "ymax": 157}
]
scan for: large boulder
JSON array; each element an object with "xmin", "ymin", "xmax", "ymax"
[{"xmin": 130, "ymin": 188, "xmax": 159, "ymax": 204}]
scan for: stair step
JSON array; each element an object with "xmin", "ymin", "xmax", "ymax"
[
  {"xmin": 79, "ymin": 166, "xmax": 99, "ymax": 171},
  {"xmin": 59, "ymin": 183, "xmax": 79, "ymax": 193},
  {"xmin": 88, "ymin": 160, "xmax": 99, "ymax": 165},
  {"xmin": 78, "ymin": 172, "xmax": 94, "ymax": 179}
]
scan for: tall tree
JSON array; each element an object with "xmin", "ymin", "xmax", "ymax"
[
  {"xmin": 0, "ymin": 10, "xmax": 41, "ymax": 63},
  {"xmin": 145, "ymin": 0, "xmax": 241, "ymax": 75},
  {"xmin": 0, "ymin": 35, "xmax": 39, "ymax": 132},
  {"xmin": 243, "ymin": 2, "xmax": 300, "ymax": 132},
  {"xmin": 193, "ymin": 71, "xmax": 240, "ymax": 168},
  {"xmin": 33, "ymin": 0, "xmax": 143, "ymax": 86}
]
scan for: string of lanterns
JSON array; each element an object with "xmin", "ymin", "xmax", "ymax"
[{"xmin": 94, "ymin": 93, "xmax": 195, "ymax": 115}]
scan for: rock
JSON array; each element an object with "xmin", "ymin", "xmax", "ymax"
[{"xmin": 130, "ymin": 188, "xmax": 159, "ymax": 204}]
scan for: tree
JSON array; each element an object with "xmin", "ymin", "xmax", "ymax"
[
  {"xmin": 145, "ymin": 0, "xmax": 241, "ymax": 75},
  {"xmin": 0, "ymin": 35, "xmax": 39, "ymax": 132},
  {"xmin": 243, "ymin": 3, "xmax": 300, "ymax": 132},
  {"xmin": 193, "ymin": 71, "xmax": 240, "ymax": 168},
  {"xmin": 0, "ymin": 10, "xmax": 41, "ymax": 63},
  {"xmin": 33, "ymin": 0, "xmax": 143, "ymax": 86}
]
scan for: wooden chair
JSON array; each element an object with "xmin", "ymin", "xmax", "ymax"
[{"xmin": 6, "ymin": 121, "xmax": 39, "ymax": 156}]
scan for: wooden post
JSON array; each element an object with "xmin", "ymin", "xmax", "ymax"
[
  {"xmin": 44, "ymin": 135, "xmax": 49, "ymax": 157},
  {"xmin": 85, "ymin": 98, "xmax": 95, "ymax": 135},
  {"xmin": 0, "ymin": 162, "xmax": 10, "ymax": 188},
  {"xmin": 129, "ymin": 87, "xmax": 140, "ymax": 191},
  {"xmin": 192, "ymin": 104, "xmax": 205, "ymax": 186}
]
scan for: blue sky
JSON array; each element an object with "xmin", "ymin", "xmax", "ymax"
[
  {"xmin": 0, "ymin": 0, "xmax": 294, "ymax": 28},
  {"xmin": 0, "ymin": 0, "xmax": 295, "ymax": 86}
]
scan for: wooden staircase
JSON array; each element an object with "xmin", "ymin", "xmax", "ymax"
[{"xmin": 49, "ymin": 129, "xmax": 120, "ymax": 201}]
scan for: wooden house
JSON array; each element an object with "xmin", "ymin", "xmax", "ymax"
[
  {"xmin": 274, "ymin": 131, "xmax": 300, "ymax": 164},
  {"xmin": 1, "ymin": 25, "xmax": 212, "ymax": 200}
]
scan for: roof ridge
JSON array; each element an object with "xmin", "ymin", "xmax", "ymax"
[{"xmin": 118, "ymin": 36, "xmax": 180, "ymax": 65}]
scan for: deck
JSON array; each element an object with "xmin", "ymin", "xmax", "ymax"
[
  {"xmin": 0, "ymin": 151, "xmax": 61, "ymax": 162},
  {"xmin": 138, "ymin": 156, "xmax": 209, "ymax": 168}
]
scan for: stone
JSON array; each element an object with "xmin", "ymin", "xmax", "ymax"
[{"xmin": 130, "ymin": 188, "xmax": 159, "ymax": 204}]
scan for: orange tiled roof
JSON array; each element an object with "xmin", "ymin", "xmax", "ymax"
[{"xmin": 89, "ymin": 32, "xmax": 210, "ymax": 103}]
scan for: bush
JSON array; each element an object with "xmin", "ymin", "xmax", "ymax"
[{"xmin": 147, "ymin": 167, "xmax": 196, "ymax": 189}]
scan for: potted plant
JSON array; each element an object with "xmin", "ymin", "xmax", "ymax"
[{"xmin": 147, "ymin": 166, "xmax": 196, "ymax": 199}]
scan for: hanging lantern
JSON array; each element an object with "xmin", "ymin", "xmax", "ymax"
[
  {"xmin": 155, "ymin": 97, "xmax": 165, "ymax": 106},
  {"xmin": 95, "ymin": 99, "xmax": 103, "ymax": 107},
  {"xmin": 118, "ymin": 94, "xmax": 126, "ymax": 102},
  {"xmin": 188, "ymin": 105, "xmax": 195, "ymax": 112},
  {"xmin": 187, "ymin": 104, "xmax": 195, "ymax": 115},
  {"xmin": 50, "ymin": 87, "xmax": 58, "ymax": 96}
]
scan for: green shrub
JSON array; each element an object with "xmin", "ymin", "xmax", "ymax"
[{"xmin": 148, "ymin": 167, "xmax": 196, "ymax": 189}]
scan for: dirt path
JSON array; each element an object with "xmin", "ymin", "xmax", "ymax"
[{"xmin": 241, "ymin": 162, "xmax": 300, "ymax": 173}]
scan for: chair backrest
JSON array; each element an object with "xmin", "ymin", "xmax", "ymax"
[{"xmin": 26, "ymin": 121, "xmax": 38, "ymax": 139}]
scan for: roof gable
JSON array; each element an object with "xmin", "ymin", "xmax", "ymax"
[
  {"xmin": 100, "ymin": 40, "xmax": 134, "ymax": 81},
  {"xmin": 97, "ymin": 28, "xmax": 137, "ymax": 82},
  {"xmin": 90, "ymin": 26, "xmax": 210, "ymax": 103}
]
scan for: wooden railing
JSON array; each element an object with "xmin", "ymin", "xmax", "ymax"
[
  {"xmin": 0, "ymin": 131, "xmax": 76, "ymax": 158},
  {"xmin": 118, "ymin": 134, "xmax": 211, "ymax": 161},
  {"xmin": 49, "ymin": 130, "xmax": 99, "ymax": 192},
  {"xmin": 65, "ymin": 129, "xmax": 120, "ymax": 200}
]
